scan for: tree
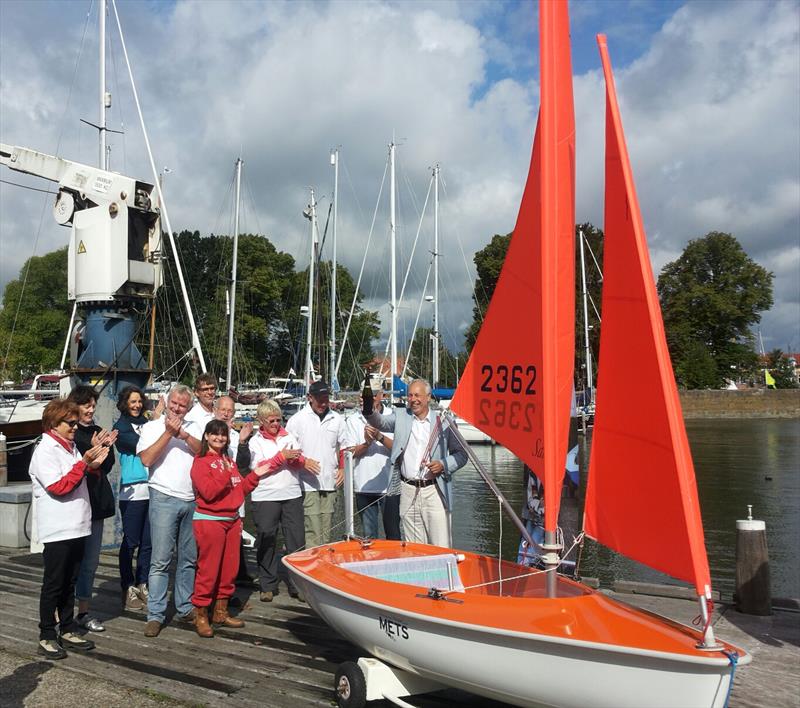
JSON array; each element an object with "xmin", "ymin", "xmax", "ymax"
[
  {"xmin": 0, "ymin": 248, "xmax": 71, "ymax": 379},
  {"xmin": 766, "ymin": 349, "xmax": 799, "ymax": 389},
  {"xmin": 657, "ymin": 232, "xmax": 773, "ymax": 389}
]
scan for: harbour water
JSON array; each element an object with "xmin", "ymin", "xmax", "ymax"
[{"xmin": 449, "ymin": 418, "xmax": 800, "ymax": 601}]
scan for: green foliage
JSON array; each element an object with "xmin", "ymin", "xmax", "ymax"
[
  {"xmin": 657, "ymin": 232, "xmax": 773, "ymax": 389},
  {"xmin": 0, "ymin": 248, "xmax": 71, "ymax": 379},
  {"xmin": 766, "ymin": 349, "xmax": 799, "ymax": 389},
  {"xmin": 404, "ymin": 326, "xmax": 464, "ymax": 389},
  {"xmin": 1, "ymin": 233, "xmax": 378, "ymax": 389}
]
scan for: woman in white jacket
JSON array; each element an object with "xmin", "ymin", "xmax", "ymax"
[
  {"xmin": 29, "ymin": 398, "xmax": 109, "ymax": 659},
  {"xmin": 248, "ymin": 399, "xmax": 319, "ymax": 602}
]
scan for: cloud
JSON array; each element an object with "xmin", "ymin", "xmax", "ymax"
[{"xmin": 1, "ymin": 0, "xmax": 797, "ymax": 373}]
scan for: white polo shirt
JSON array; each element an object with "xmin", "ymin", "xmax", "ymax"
[
  {"xmin": 137, "ymin": 418, "xmax": 199, "ymax": 501},
  {"xmin": 286, "ymin": 404, "xmax": 348, "ymax": 492},
  {"xmin": 345, "ymin": 411, "xmax": 393, "ymax": 494},
  {"xmin": 28, "ymin": 434, "xmax": 92, "ymax": 544}
]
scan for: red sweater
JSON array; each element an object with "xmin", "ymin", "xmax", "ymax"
[{"xmin": 190, "ymin": 451, "xmax": 259, "ymax": 517}]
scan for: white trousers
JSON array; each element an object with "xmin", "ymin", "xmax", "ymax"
[{"xmin": 399, "ymin": 482, "xmax": 450, "ymax": 547}]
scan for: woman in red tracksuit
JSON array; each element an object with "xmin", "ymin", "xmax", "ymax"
[{"xmin": 190, "ymin": 419, "xmax": 267, "ymax": 638}]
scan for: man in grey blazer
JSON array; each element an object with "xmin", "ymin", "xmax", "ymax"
[{"xmin": 368, "ymin": 379, "xmax": 467, "ymax": 546}]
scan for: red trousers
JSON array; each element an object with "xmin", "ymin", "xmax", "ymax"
[{"xmin": 192, "ymin": 518, "xmax": 241, "ymax": 607}]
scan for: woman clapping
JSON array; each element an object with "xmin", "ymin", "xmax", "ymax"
[
  {"xmin": 190, "ymin": 419, "xmax": 271, "ymax": 638},
  {"xmin": 29, "ymin": 399, "xmax": 109, "ymax": 659}
]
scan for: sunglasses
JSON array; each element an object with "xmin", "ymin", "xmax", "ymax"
[{"xmin": 62, "ymin": 419, "xmax": 79, "ymax": 428}]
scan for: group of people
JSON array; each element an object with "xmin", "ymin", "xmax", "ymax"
[{"xmin": 28, "ymin": 373, "xmax": 467, "ymax": 657}]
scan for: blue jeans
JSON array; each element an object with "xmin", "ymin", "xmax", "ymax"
[
  {"xmin": 355, "ymin": 493, "xmax": 401, "ymax": 540},
  {"xmin": 147, "ymin": 489, "xmax": 196, "ymax": 622},
  {"xmin": 119, "ymin": 499, "xmax": 152, "ymax": 590},
  {"xmin": 75, "ymin": 519, "xmax": 104, "ymax": 601}
]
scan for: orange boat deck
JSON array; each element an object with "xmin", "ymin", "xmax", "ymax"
[{"xmin": 286, "ymin": 540, "xmax": 748, "ymax": 663}]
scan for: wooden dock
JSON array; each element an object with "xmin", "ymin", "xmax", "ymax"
[{"xmin": 0, "ymin": 547, "xmax": 797, "ymax": 707}]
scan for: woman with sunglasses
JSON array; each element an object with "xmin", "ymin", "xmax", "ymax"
[{"xmin": 28, "ymin": 398, "xmax": 110, "ymax": 659}]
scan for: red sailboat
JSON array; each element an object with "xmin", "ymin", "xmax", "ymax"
[{"xmin": 284, "ymin": 4, "xmax": 750, "ymax": 706}]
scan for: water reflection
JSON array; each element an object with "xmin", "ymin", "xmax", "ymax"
[{"xmin": 449, "ymin": 419, "xmax": 799, "ymax": 600}]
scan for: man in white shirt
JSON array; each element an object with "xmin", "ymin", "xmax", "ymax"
[
  {"xmin": 184, "ymin": 373, "xmax": 217, "ymax": 433},
  {"xmin": 368, "ymin": 379, "xmax": 467, "ymax": 547},
  {"xmin": 286, "ymin": 380, "xmax": 348, "ymax": 547},
  {"xmin": 345, "ymin": 387, "xmax": 400, "ymax": 540},
  {"xmin": 137, "ymin": 384, "xmax": 201, "ymax": 637}
]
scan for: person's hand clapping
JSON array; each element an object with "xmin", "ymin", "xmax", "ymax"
[
  {"xmin": 165, "ymin": 414, "xmax": 183, "ymax": 438},
  {"xmin": 304, "ymin": 457, "xmax": 321, "ymax": 475},
  {"xmin": 83, "ymin": 443, "xmax": 109, "ymax": 470},
  {"xmin": 282, "ymin": 447, "xmax": 301, "ymax": 461},
  {"xmin": 239, "ymin": 422, "xmax": 254, "ymax": 443}
]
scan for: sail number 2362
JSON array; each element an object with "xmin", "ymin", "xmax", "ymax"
[{"xmin": 480, "ymin": 364, "xmax": 537, "ymax": 395}]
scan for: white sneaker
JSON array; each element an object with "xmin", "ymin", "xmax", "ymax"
[{"xmin": 76, "ymin": 614, "xmax": 105, "ymax": 632}]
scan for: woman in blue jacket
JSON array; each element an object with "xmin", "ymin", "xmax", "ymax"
[{"xmin": 113, "ymin": 386, "xmax": 152, "ymax": 610}]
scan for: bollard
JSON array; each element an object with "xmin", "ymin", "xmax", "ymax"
[
  {"xmin": 0, "ymin": 432, "xmax": 7, "ymax": 486},
  {"xmin": 735, "ymin": 504, "xmax": 772, "ymax": 615}
]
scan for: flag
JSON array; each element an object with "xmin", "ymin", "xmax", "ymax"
[{"xmin": 765, "ymin": 369, "xmax": 776, "ymax": 389}]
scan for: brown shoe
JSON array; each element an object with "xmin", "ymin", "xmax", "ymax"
[
  {"xmin": 176, "ymin": 608, "xmax": 196, "ymax": 623},
  {"xmin": 194, "ymin": 606, "xmax": 213, "ymax": 638},
  {"xmin": 259, "ymin": 591, "xmax": 273, "ymax": 603},
  {"xmin": 212, "ymin": 598, "xmax": 244, "ymax": 628},
  {"xmin": 144, "ymin": 620, "xmax": 162, "ymax": 637}
]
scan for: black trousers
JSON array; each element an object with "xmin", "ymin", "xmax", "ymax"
[
  {"xmin": 39, "ymin": 536, "xmax": 86, "ymax": 641},
  {"xmin": 252, "ymin": 497, "xmax": 304, "ymax": 593}
]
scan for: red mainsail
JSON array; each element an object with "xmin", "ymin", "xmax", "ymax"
[
  {"xmin": 583, "ymin": 36, "xmax": 712, "ymax": 596},
  {"xmin": 451, "ymin": 0, "xmax": 575, "ymax": 531}
]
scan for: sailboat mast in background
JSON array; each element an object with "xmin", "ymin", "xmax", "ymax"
[
  {"xmin": 329, "ymin": 149, "xmax": 339, "ymax": 392},
  {"xmin": 303, "ymin": 189, "xmax": 319, "ymax": 388},
  {"xmin": 389, "ymin": 141, "xmax": 398, "ymax": 398},
  {"xmin": 432, "ymin": 164, "xmax": 440, "ymax": 389},
  {"xmin": 225, "ymin": 157, "xmax": 243, "ymax": 392}
]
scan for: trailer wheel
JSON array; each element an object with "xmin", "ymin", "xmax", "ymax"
[{"xmin": 335, "ymin": 661, "xmax": 367, "ymax": 708}]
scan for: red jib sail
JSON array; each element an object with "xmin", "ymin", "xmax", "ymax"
[
  {"xmin": 451, "ymin": 0, "xmax": 575, "ymax": 531},
  {"xmin": 583, "ymin": 35, "xmax": 712, "ymax": 596}
]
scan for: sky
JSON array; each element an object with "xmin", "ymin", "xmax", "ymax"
[{"xmin": 1, "ymin": 0, "xmax": 798, "ymax": 367}]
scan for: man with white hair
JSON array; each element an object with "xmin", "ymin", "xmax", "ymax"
[
  {"xmin": 137, "ymin": 384, "xmax": 201, "ymax": 637},
  {"xmin": 368, "ymin": 379, "xmax": 467, "ymax": 546}
]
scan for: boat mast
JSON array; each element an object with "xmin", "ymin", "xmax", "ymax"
[
  {"xmin": 99, "ymin": 0, "xmax": 107, "ymax": 169},
  {"xmin": 304, "ymin": 189, "xmax": 318, "ymax": 388},
  {"xmin": 432, "ymin": 164, "xmax": 440, "ymax": 389},
  {"xmin": 225, "ymin": 157, "xmax": 242, "ymax": 392},
  {"xmin": 330, "ymin": 148, "xmax": 339, "ymax": 392},
  {"xmin": 390, "ymin": 141, "xmax": 397, "ymax": 397},
  {"xmin": 579, "ymin": 229, "xmax": 593, "ymax": 405}
]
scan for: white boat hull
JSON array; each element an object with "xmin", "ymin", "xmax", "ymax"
[{"xmin": 291, "ymin": 570, "xmax": 738, "ymax": 708}]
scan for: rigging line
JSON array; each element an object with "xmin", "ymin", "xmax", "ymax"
[
  {"xmin": 335, "ymin": 158, "xmax": 389, "ymax": 377},
  {"xmin": 401, "ymin": 257, "xmax": 434, "ymax": 379},
  {"xmin": 1, "ymin": 1, "xmax": 94, "ymax": 378},
  {"xmin": 582, "ymin": 231, "xmax": 604, "ymax": 282},
  {"xmin": 439, "ymin": 177, "xmax": 484, "ymax": 325},
  {"xmin": 0, "ymin": 180, "xmax": 57, "ymax": 195},
  {"xmin": 106, "ymin": 14, "xmax": 128, "ymax": 172},
  {"xmin": 111, "ymin": 0, "xmax": 206, "ymax": 372}
]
